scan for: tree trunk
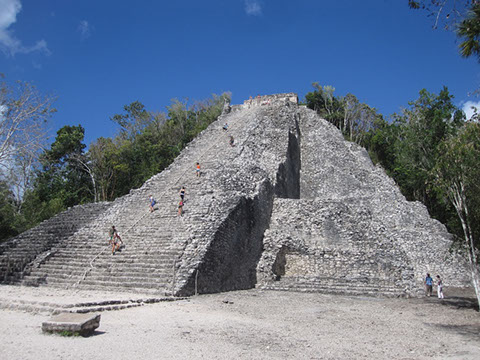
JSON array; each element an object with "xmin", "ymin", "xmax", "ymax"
[{"xmin": 450, "ymin": 182, "xmax": 480, "ymax": 308}]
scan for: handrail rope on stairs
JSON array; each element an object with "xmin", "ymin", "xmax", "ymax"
[
  {"xmin": 178, "ymin": 106, "xmax": 278, "ymax": 294},
  {"xmin": 156, "ymin": 110, "xmax": 257, "ymax": 295}
]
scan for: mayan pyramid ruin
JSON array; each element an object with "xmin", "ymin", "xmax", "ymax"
[{"xmin": 0, "ymin": 93, "xmax": 471, "ymax": 297}]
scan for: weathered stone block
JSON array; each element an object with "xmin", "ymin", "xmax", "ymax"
[{"xmin": 42, "ymin": 313, "xmax": 101, "ymax": 336}]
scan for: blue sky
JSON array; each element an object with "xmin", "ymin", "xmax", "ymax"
[{"xmin": 1, "ymin": 0, "xmax": 478, "ymax": 146}]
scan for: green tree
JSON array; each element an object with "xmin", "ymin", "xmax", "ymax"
[
  {"xmin": 434, "ymin": 121, "xmax": 480, "ymax": 307},
  {"xmin": 363, "ymin": 116, "xmax": 400, "ymax": 173},
  {"xmin": 46, "ymin": 125, "xmax": 92, "ymax": 205},
  {"xmin": 111, "ymin": 101, "xmax": 151, "ymax": 140},
  {"xmin": 305, "ymin": 83, "xmax": 344, "ymax": 128},
  {"xmin": 0, "ymin": 180, "xmax": 17, "ymax": 242},
  {"xmin": 22, "ymin": 125, "xmax": 92, "ymax": 225},
  {"xmin": 88, "ymin": 137, "xmax": 119, "ymax": 201},
  {"xmin": 392, "ymin": 87, "xmax": 464, "ymax": 207},
  {"xmin": 89, "ymin": 93, "xmax": 230, "ymax": 201},
  {"xmin": 305, "ymin": 84, "xmax": 383, "ymax": 148},
  {"xmin": 457, "ymin": 3, "xmax": 480, "ymax": 61},
  {"xmin": 408, "ymin": 1, "xmax": 480, "ymax": 62}
]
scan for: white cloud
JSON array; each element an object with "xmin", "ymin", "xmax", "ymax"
[
  {"xmin": 461, "ymin": 100, "xmax": 480, "ymax": 120},
  {"xmin": 0, "ymin": 0, "xmax": 50, "ymax": 56},
  {"xmin": 77, "ymin": 20, "xmax": 93, "ymax": 40},
  {"xmin": 245, "ymin": 0, "xmax": 262, "ymax": 16}
]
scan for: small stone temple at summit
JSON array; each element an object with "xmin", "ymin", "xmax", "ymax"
[{"xmin": 0, "ymin": 93, "xmax": 471, "ymax": 297}]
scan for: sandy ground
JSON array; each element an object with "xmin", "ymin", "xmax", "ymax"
[{"xmin": 0, "ymin": 286, "xmax": 479, "ymax": 360}]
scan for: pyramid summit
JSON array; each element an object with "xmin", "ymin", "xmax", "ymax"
[{"xmin": 0, "ymin": 93, "xmax": 470, "ymax": 297}]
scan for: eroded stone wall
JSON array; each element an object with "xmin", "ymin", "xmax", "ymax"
[
  {"xmin": 179, "ymin": 180, "xmax": 274, "ymax": 295},
  {"xmin": 256, "ymin": 106, "xmax": 471, "ymax": 296}
]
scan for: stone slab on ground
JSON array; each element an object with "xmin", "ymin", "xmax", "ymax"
[{"xmin": 42, "ymin": 312, "xmax": 101, "ymax": 335}]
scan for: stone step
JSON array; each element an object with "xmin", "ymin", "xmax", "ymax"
[
  {"xmin": 23, "ymin": 270, "xmax": 174, "ymax": 283},
  {"xmin": 10, "ymin": 284, "xmax": 172, "ymax": 298},
  {"xmin": 50, "ymin": 245, "xmax": 183, "ymax": 253},
  {"xmin": 32, "ymin": 275, "xmax": 171, "ymax": 290},
  {"xmin": 29, "ymin": 262, "xmax": 176, "ymax": 274},
  {"xmin": 262, "ymin": 285, "xmax": 405, "ymax": 298},
  {"xmin": 0, "ymin": 300, "xmax": 145, "ymax": 315},
  {"xmin": 54, "ymin": 251, "xmax": 182, "ymax": 261},
  {"xmin": 273, "ymin": 281, "xmax": 403, "ymax": 293},
  {"xmin": 261, "ymin": 277, "xmax": 406, "ymax": 297},
  {"xmin": 35, "ymin": 252, "xmax": 182, "ymax": 265},
  {"xmin": 262, "ymin": 283, "xmax": 405, "ymax": 297},
  {"xmin": 70, "ymin": 283, "xmax": 171, "ymax": 296},
  {"xmin": 275, "ymin": 275, "xmax": 400, "ymax": 286},
  {"xmin": 27, "ymin": 262, "xmax": 177, "ymax": 275},
  {"xmin": 53, "ymin": 248, "xmax": 182, "ymax": 256}
]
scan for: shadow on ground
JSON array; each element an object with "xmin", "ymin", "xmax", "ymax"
[
  {"xmin": 438, "ymin": 296, "xmax": 479, "ymax": 312},
  {"xmin": 418, "ymin": 287, "xmax": 479, "ymax": 312},
  {"xmin": 427, "ymin": 323, "xmax": 480, "ymax": 341}
]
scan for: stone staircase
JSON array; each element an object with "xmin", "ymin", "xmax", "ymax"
[
  {"xmin": 0, "ymin": 202, "xmax": 112, "ymax": 283},
  {"xmin": 17, "ymin": 108, "xmax": 258, "ymax": 294},
  {"xmin": 2, "ymin": 97, "xmax": 300, "ymax": 296}
]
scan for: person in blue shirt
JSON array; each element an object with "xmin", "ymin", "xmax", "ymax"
[
  {"xmin": 425, "ymin": 273, "xmax": 433, "ymax": 297},
  {"xmin": 149, "ymin": 195, "xmax": 156, "ymax": 213}
]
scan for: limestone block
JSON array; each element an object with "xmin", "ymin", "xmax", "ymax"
[{"xmin": 42, "ymin": 313, "xmax": 101, "ymax": 336}]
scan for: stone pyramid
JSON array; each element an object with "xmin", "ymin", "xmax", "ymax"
[{"xmin": 0, "ymin": 94, "xmax": 470, "ymax": 297}]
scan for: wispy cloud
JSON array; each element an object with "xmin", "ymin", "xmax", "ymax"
[
  {"xmin": 244, "ymin": 0, "xmax": 262, "ymax": 16},
  {"xmin": 0, "ymin": 0, "xmax": 50, "ymax": 57},
  {"xmin": 461, "ymin": 100, "xmax": 480, "ymax": 120},
  {"xmin": 77, "ymin": 20, "xmax": 93, "ymax": 40}
]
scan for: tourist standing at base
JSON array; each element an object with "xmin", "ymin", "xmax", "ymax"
[
  {"xmin": 425, "ymin": 273, "xmax": 433, "ymax": 297},
  {"xmin": 196, "ymin": 162, "xmax": 201, "ymax": 177},
  {"xmin": 436, "ymin": 275, "xmax": 444, "ymax": 299}
]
